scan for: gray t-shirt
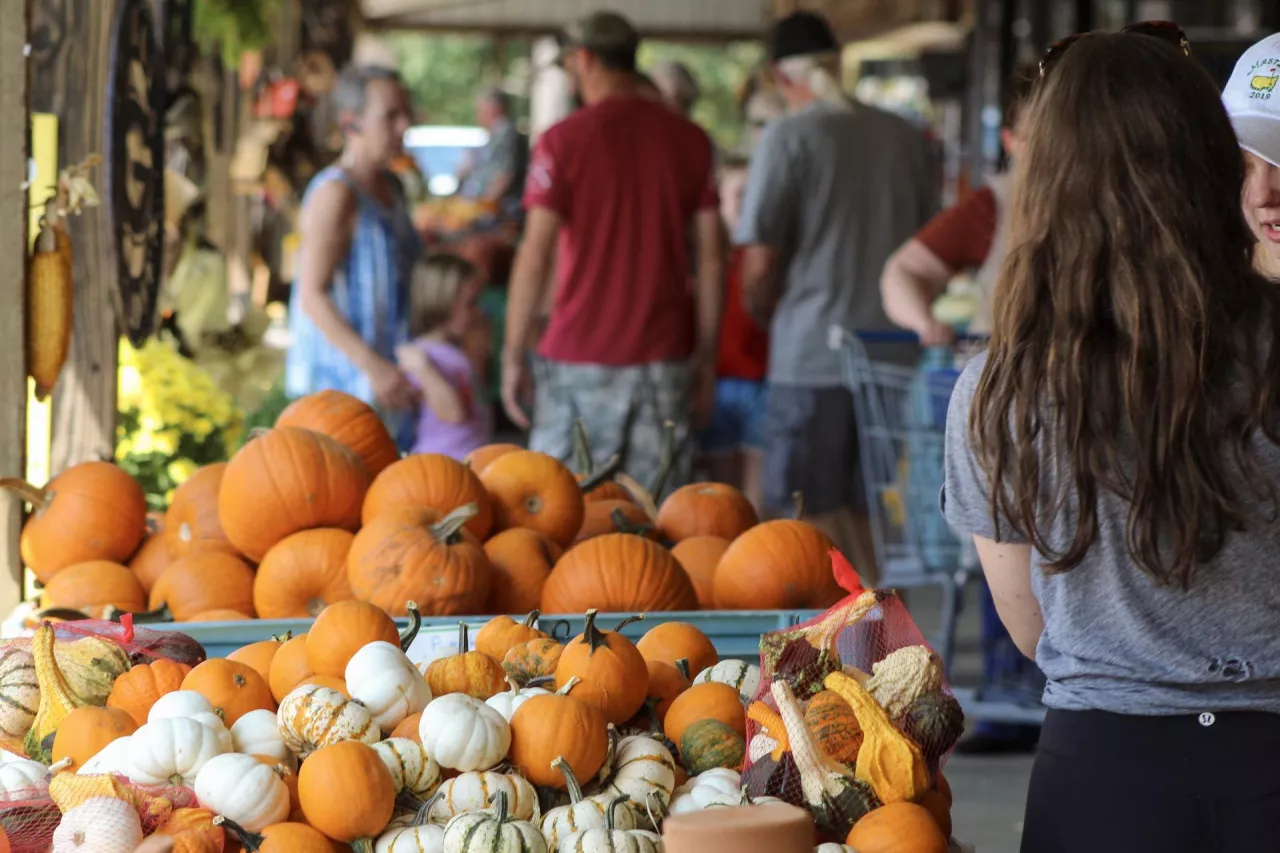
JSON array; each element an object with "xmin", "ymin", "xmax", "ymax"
[
  {"xmin": 943, "ymin": 351, "xmax": 1280, "ymax": 715},
  {"xmin": 734, "ymin": 100, "xmax": 937, "ymax": 385}
]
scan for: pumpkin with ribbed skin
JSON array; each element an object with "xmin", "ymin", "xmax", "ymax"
[
  {"xmin": 51, "ymin": 705, "xmax": 137, "ymax": 771},
  {"xmin": 636, "ymin": 623, "xmax": 717, "ymax": 679},
  {"xmin": 155, "ymin": 808, "xmax": 226, "ymax": 853},
  {"xmin": 713, "ymin": 520, "xmax": 840, "ymax": 610},
  {"xmin": 228, "ymin": 635, "xmax": 290, "ymax": 685},
  {"xmin": 307, "ymin": 600, "xmax": 400, "ymax": 678},
  {"xmin": 508, "ymin": 689, "xmax": 608, "ymax": 789},
  {"xmin": 269, "ymin": 634, "xmax": 314, "ymax": 702},
  {"xmin": 219, "ymin": 427, "xmax": 370, "ymax": 562},
  {"xmin": 6, "ymin": 461, "xmax": 147, "ymax": 583},
  {"xmin": 373, "ymin": 737, "xmax": 440, "ymax": 799},
  {"xmin": 39, "ymin": 560, "xmax": 146, "ymax": 616},
  {"xmin": 253, "ymin": 528, "xmax": 355, "ymax": 619},
  {"xmin": 693, "ymin": 660, "xmax": 761, "ymax": 706},
  {"xmin": 0, "ymin": 648, "xmax": 38, "ymax": 739},
  {"xmin": 297, "ymin": 675, "xmax": 349, "ymax": 696},
  {"xmin": 845, "ymin": 802, "xmax": 948, "ymax": 853},
  {"xmin": 182, "ymin": 659, "xmax": 275, "ymax": 726},
  {"xmin": 429, "ymin": 771, "xmax": 541, "ymax": 824},
  {"xmin": 483, "ymin": 530, "xmax": 562, "ymax": 615},
  {"xmin": 424, "ymin": 624, "xmax": 506, "ymax": 700},
  {"xmin": 347, "ymin": 506, "xmax": 491, "ymax": 618},
  {"xmin": 901, "ymin": 691, "xmax": 965, "ymax": 769},
  {"xmin": 475, "ymin": 611, "xmax": 548, "ymax": 662},
  {"xmin": 644, "ymin": 659, "xmax": 691, "ymax": 724},
  {"xmin": 541, "ymin": 757, "xmax": 635, "ymax": 849},
  {"xmin": 361, "ymin": 453, "xmax": 493, "ymax": 539},
  {"xmin": 150, "ymin": 551, "xmax": 256, "ymax": 621},
  {"xmin": 480, "ymin": 451, "xmax": 585, "ymax": 548},
  {"xmin": 298, "ymin": 741, "xmax": 396, "ymax": 849},
  {"xmin": 806, "ymin": 690, "xmax": 864, "ymax": 766},
  {"xmin": 279, "ymin": 684, "xmax": 380, "ymax": 758},
  {"xmin": 215, "ymin": 818, "xmax": 337, "ymax": 853},
  {"xmin": 442, "ymin": 790, "xmax": 547, "ymax": 853},
  {"xmin": 165, "ymin": 463, "xmax": 238, "ymax": 558},
  {"xmin": 664, "ymin": 682, "xmax": 746, "ymax": 749},
  {"xmin": 107, "ymin": 659, "xmax": 192, "ymax": 726},
  {"xmin": 657, "ymin": 483, "xmax": 758, "ymax": 543},
  {"xmin": 277, "ymin": 389, "xmax": 400, "ymax": 480},
  {"xmin": 542, "ymin": 535, "xmax": 697, "ymax": 615},
  {"xmin": 129, "ymin": 533, "xmax": 177, "ymax": 594},
  {"xmin": 573, "ymin": 500, "xmax": 654, "ymax": 544},
  {"xmin": 184, "ymin": 609, "xmax": 253, "ymax": 621},
  {"xmin": 670, "ymin": 536, "xmax": 728, "ymax": 610},
  {"xmin": 502, "ymin": 639, "xmax": 563, "ymax": 686},
  {"xmin": 392, "ymin": 712, "xmax": 423, "ymax": 743},
  {"xmin": 465, "ymin": 443, "xmax": 522, "ymax": 475},
  {"xmin": 679, "ymin": 719, "xmax": 745, "ymax": 775},
  {"xmin": 554, "ymin": 610, "xmax": 649, "ymax": 725}
]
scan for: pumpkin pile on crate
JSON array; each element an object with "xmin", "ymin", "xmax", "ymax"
[{"xmin": 10, "ymin": 389, "xmax": 847, "ymax": 625}]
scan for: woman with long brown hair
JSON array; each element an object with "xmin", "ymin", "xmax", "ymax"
[{"xmin": 944, "ymin": 29, "xmax": 1280, "ymax": 852}]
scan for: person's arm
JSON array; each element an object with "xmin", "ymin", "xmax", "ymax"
[
  {"xmin": 690, "ymin": 208, "xmax": 724, "ymax": 428},
  {"xmin": 395, "ymin": 344, "xmax": 468, "ymax": 424},
  {"xmin": 740, "ymin": 246, "xmax": 781, "ymax": 329},
  {"xmin": 974, "ymin": 537, "xmax": 1042, "ymax": 658},
  {"xmin": 502, "ymin": 207, "xmax": 561, "ymax": 428},
  {"xmin": 734, "ymin": 124, "xmax": 794, "ymax": 329},
  {"xmin": 880, "ymin": 239, "xmax": 958, "ymax": 344}
]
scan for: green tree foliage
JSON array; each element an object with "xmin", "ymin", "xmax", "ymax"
[{"xmin": 638, "ymin": 41, "xmax": 765, "ymax": 152}]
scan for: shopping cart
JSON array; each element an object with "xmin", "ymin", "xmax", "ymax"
[{"xmin": 831, "ymin": 326, "xmax": 1046, "ymax": 726}]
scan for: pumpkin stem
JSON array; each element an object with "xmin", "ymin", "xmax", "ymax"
[
  {"xmin": 28, "ymin": 608, "xmax": 90, "ymax": 622},
  {"xmin": 350, "ymin": 840, "xmax": 376, "ymax": 853},
  {"xmin": 430, "ymin": 503, "xmax": 479, "ymax": 544},
  {"xmin": 528, "ymin": 674, "xmax": 557, "ymax": 689},
  {"xmin": 648, "ymin": 420, "xmax": 677, "ymax": 501},
  {"xmin": 580, "ymin": 454, "xmax": 623, "ymax": 493},
  {"xmin": 47, "ymin": 757, "xmax": 72, "ymax": 773},
  {"xmin": 247, "ymin": 426, "xmax": 271, "ymax": 441},
  {"xmin": 554, "ymin": 675, "xmax": 581, "ymax": 695},
  {"xmin": 457, "ymin": 621, "xmax": 470, "ymax": 655},
  {"xmin": 614, "ymin": 472, "xmax": 659, "ymax": 520},
  {"xmin": 488, "ymin": 789, "xmax": 510, "ymax": 824},
  {"xmin": 504, "ymin": 675, "xmax": 522, "ymax": 693},
  {"xmin": 675, "ymin": 658, "xmax": 691, "ymax": 681},
  {"xmin": 792, "ymin": 491, "xmax": 805, "ymax": 521},
  {"xmin": 399, "ymin": 601, "xmax": 422, "ymax": 651},
  {"xmin": 270, "ymin": 630, "xmax": 293, "ymax": 644},
  {"xmin": 212, "ymin": 816, "xmax": 265, "ymax": 851},
  {"xmin": 412, "ymin": 789, "xmax": 445, "ymax": 826},
  {"xmin": 0, "ymin": 478, "xmax": 50, "ymax": 511},
  {"xmin": 581, "ymin": 609, "xmax": 606, "ymax": 653},
  {"xmin": 605, "ymin": 794, "xmax": 631, "ymax": 832},
  {"xmin": 572, "ymin": 419, "xmax": 593, "ymax": 475},
  {"xmin": 609, "ymin": 507, "xmax": 655, "ymax": 537},
  {"xmin": 521, "ymin": 609, "xmax": 541, "ymax": 629},
  {"xmin": 105, "ymin": 602, "xmax": 174, "ymax": 624},
  {"xmin": 612, "ymin": 613, "xmax": 646, "ymax": 633},
  {"xmin": 598, "ymin": 722, "xmax": 619, "ymax": 780},
  {"xmin": 552, "ymin": 755, "xmax": 586, "ymax": 804}
]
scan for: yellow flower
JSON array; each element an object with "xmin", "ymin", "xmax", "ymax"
[
  {"xmin": 132, "ymin": 432, "xmax": 156, "ymax": 455},
  {"xmin": 116, "ymin": 438, "xmax": 134, "ymax": 458},
  {"xmin": 166, "ymin": 458, "xmax": 198, "ymax": 484},
  {"xmin": 152, "ymin": 430, "xmax": 178, "ymax": 456}
]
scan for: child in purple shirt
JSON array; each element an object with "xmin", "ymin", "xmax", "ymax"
[{"xmin": 395, "ymin": 253, "xmax": 493, "ymax": 459}]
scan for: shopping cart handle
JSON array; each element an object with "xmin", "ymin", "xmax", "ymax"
[{"xmin": 827, "ymin": 325, "xmax": 987, "ymax": 349}]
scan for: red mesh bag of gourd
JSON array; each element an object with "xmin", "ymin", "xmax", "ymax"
[{"xmin": 741, "ymin": 549, "xmax": 963, "ymax": 844}]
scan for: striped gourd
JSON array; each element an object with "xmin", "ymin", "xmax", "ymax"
[
  {"xmin": 277, "ymin": 684, "xmax": 379, "ymax": 758},
  {"xmin": 442, "ymin": 791, "xmax": 546, "ymax": 853},
  {"xmin": 692, "ymin": 661, "xmax": 760, "ymax": 705},
  {"xmin": 374, "ymin": 737, "xmax": 441, "ymax": 799},
  {"xmin": 541, "ymin": 757, "xmax": 633, "ymax": 849},
  {"xmin": 556, "ymin": 796, "xmax": 662, "ymax": 853},
  {"xmin": 376, "ymin": 796, "xmax": 446, "ymax": 853},
  {"xmin": 0, "ymin": 647, "xmax": 38, "ymax": 739},
  {"xmin": 430, "ymin": 770, "xmax": 540, "ymax": 824},
  {"xmin": 594, "ymin": 736, "xmax": 676, "ymax": 826}
]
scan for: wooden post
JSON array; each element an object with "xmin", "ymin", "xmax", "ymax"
[{"xmin": 0, "ymin": 0, "xmax": 30, "ymax": 613}]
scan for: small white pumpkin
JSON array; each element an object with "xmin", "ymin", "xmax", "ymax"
[
  {"xmin": 542, "ymin": 756, "xmax": 633, "ymax": 849},
  {"xmin": 231, "ymin": 708, "xmax": 296, "ymax": 770},
  {"xmin": 419, "ymin": 693, "xmax": 510, "ymax": 772},
  {"xmin": 0, "ymin": 647, "xmax": 38, "ymax": 739},
  {"xmin": 557, "ymin": 796, "xmax": 660, "ymax": 853},
  {"xmin": 595, "ymin": 735, "xmax": 677, "ymax": 825},
  {"xmin": 485, "ymin": 677, "xmax": 552, "ymax": 722},
  {"xmin": 149, "ymin": 689, "xmax": 234, "ymax": 751},
  {"xmin": 431, "ymin": 771, "xmax": 540, "ymax": 824},
  {"xmin": 377, "ymin": 804, "xmax": 447, "ymax": 853},
  {"xmin": 815, "ymin": 845, "xmax": 856, "ymax": 853},
  {"xmin": 77, "ymin": 736, "xmax": 133, "ymax": 777},
  {"xmin": 374, "ymin": 737, "xmax": 441, "ymax": 799},
  {"xmin": 693, "ymin": 661, "xmax": 760, "ymax": 705},
  {"xmin": 194, "ymin": 752, "xmax": 291, "ymax": 832},
  {"xmin": 0, "ymin": 757, "xmax": 50, "ymax": 793},
  {"xmin": 346, "ymin": 641, "xmax": 432, "ymax": 733},
  {"xmin": 129, "ymin": 716, "xmax": 228, "ymax": 786},
  {"xmin": 51, "ymin": 795, "xmax": 144, "ymax": 853},
  {"xmin": 669, "ymin": 768, "xmax": 743, "ymax": 814},
  {"xmin": 443, "ymin": 790, "xmax": 547, "ymax": 853},
  {"xmin": 277, "ymin": 684, "xmax": 380, "ymax": 758}
]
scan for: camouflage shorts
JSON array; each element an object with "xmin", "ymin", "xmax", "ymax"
[{"xmin": 528, "ymin": 359, "xmax": 693, "ymax": 500}]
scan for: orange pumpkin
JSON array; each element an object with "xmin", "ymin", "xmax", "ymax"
[
  {"xmin": 39, "ymin": 560, "xmax": 146, "ymax": 616},
  {"xmin": 846, "ymin": 802, "xmax": 948, "ymax": 853},
  {"xmin": 165, "ymin": 463, "xmax": 239, "ymax": 558},
  {"xmin": 663, "ymin": 682, "xmax": 746, "ymax": 748},
  {"xmin": 254, "ymin": 528, "xmax": 356, "ymax": 619},
  {"xmin": 228, "ymin": 634, "xmax": 291, "ymax": 685},
  {"xmin": 542, "ymin": 534, "xmax": 697, "ymax": 614},
  {"xmin": 554, "ymin": 610, "xmax": 649, "ymax": 725},
  {"xmin": 581, "ymin": 479, "xmax": 634, "ymax": 505},
  {"xmin": 464, "ymin": 442, "xmax": 523, "ymax": 475},
  {"xmin": 424, "ymin": 623, "xmax": 507, "ymax": 699},
  {"xmin": 217, "ymin": 817, "xmax": 339, "ymax": 853},
  {"xmin": 107, "ymin": 659, "xmax": 193, "ymax": 726},
  {"xmin": 219, "ymin": 427, "xmax": 370, "ymax": 562},
  {"xmin": 713, "ymin": 520, "xmax": 840, "ymax": 610},
  {"xmin": 306, "ymin": 600, "xmax": 401, "ymax": 678},
  {"xmin": 156, "ymin": 808, "xmax": 226, "ymax": 853},
  {"xmin": 276, "ymin": 389, "xmax": 400, "ymax": 480},
  {"xmin": 502, "ymin": 638, "xmax": 564, "ymax": 685},
  {"xmin": 51, "ymin": 705, "xmax": 137, "ymax": 770},
  {"xmin": 182, "ymin": 659, "xmax": 276, "ymax": 726},
  {"xmin": 573, "ymin": 500, "xmax": 655, "ymax": 544},
  {"xmin": 129, "ymin": 532, "xmax": 178, "ymax": 594},
  {"xmin": 482, "ymin": 529, "xmax": 562, "ymax": 615},
  {"xmin": 5, "ymin": 461, "xmax": 147, "ymax": 583},
  {"xmin": 934, "ymin": 771, "xmax": 952, "ymax": 807},
  {"xmin": 391, "ymin": 712, "xmax": 423, "ymax": 743},
  {"xmin": 917, "ymin": 788, "xmax": 952, "ymax": 838},
  {"xmin": 185, "ymin": 609, "xmax": 254, "ymax": 622},
  {"xmin": 150, "ymin": 551, "xmax": 257, "ymax": 621},
  {"xmin": 474, "ymin": 611, "xmax": 548, "ymax": 661},
  {"xmin": 645, "ymin": 659, "xmax": 691, "ymax": 723},
  {"xmin": 347, "ymin": 506, "xmax": 491, "ymax": 617},
  {"xmin": 656, "ymin": 483, "xmax": 758, "ymax": 543},
  {"xmin": 480, "ymin": 451, "xmax": 585, "ymax": 548},
  {"xmin": 805, "ymin": 690, "xmax": 863, "ymax": 766},
  {"xmin": 508, "ymin": 688, "xmax": 608, "ymax": 789},
  {"xmin": 636, "ymin": 622, "xmax": 718, "ymax": 677},
  {"xmin": 570, "ymin": 421, "xmax": 634, "ymax": 505},
  {"xmin": 670, "ymin": 536, "xmax": 729, "ymax": 609},
  {"xmin": 297, "ymin": 742, "xmax": 395, "ymax": 847},
  {"xmin": 361, "ymin": 453, "xmax": 493, "ymax": 538},
  {"xmin": 296, "ymin": 674, "xmax": 350, "ymax": 697},
  {"xmin": 269, "ymin": 633, "xmax": 314, "ymax": 703}
]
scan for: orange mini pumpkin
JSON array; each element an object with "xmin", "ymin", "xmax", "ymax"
[
  {"xmin": 503, "ymin": 638, "xmax": 564, "ymax": 685},
  {"xmin": 129, "ymin": 533, "xmax": 178, "ymax": 594},
  {"xmin": 276, "ymin": 389, "xmax": 400, "ymax": 480},
  {"xmin": 483, "ymin": 529, "xmax": 562, "ymax": 615},
  {"xmin": 107, "ymin": 659, "xmax": 193, "ymax": 726},
  {"xmin": 347, "ymin": 505, "xmax": 491, "ymax": 618},
  {"xmin": 846, "ymin": 802, "xmax": 949, "ymax": 853},
  {"xmin": 424, "ymin": 623, "xmax": 507, "ymax": 699},
  {"xmin": 554, "ymin": 610, "xmax": 649, "ymax": 725},
  {"xmin": 508, "ymin": 687, "xmax": 608, "ymax": 789},
  {"xmin": 268, "ymin": 633, "xmax": 315, "ymax": 703},
  {"xmin": 156, "ymin": 808, "xmax": 226, "ymax": 853},
  {"xmin": 228, "ymin": 634, "xmax": 291, "ymax": 685},
  {"xmin": 474, "ymin": 611, "xmax": 548, "ymax": 661},
  {"xmin": 542, "ymin": 534, "xmax": 697, "ymax": 615},
  {"xmin": 182, "ymin": 658, "xmax": 276, "ymax": 726},
  {"xmin": 254, "ymin": 528, "xmax": 356, "ymax": 619},
  {"xmin": 149, "ymin": 551, "xmax": 256, "ymax": 622},
  {"xmin": 296, "ymin": 674, "xmax": 350, "ymax": 697},
  {"xmin": 184, "ymin": 609, "xmax": 253, "ymax": 622},
  {"xmin": 645, "ymin": 658, "xmax": 692, "ymax": 723},
  {"xmin": 656, "ymin": 483, "xmax": 758, "ymax": 543},
  {"xmin": 216, "ymin": 817, "xmax": 338, "ymax": 853},
  {"xmin": 219, "ymin": 427, "xmax": 370, "ymax": 562},
  {"xmin": 573, "ymin": 500, "xmax": 655, "ymax": 544},
  {"xmin": 165, "ymin": 463, "xmax": 239, "ymax": 558},
  {"xmin": 306, "ymin": 600, "xmax": 400, "ymax": 678},
  {"xmin": 361, "ymin": 453, "xmax": 493, "ymax": 539},
  {"xmin": 391, "ymin": 712, "xmax": 423, "ymax": 742},
  {"xmin": 51, "ymin": 705, "xmax": 137, "ymax": 770},
  {"xmin": 670, "ymin": 536, "xmax": 729, "ymax": 610},
  {"xmin": 636, "ymin": 622, "xmax": 718, "ymax": 677},
  {"xmin": 297, "ymin": 741, "xmax": 395, "ymax": 848},
  {"xmin": 465, "ymin": 442, "xmax": 523, "ymax": 475},
  {"xmin": 480, "ymin": 451, "xmax": 585, "ymax": 548},
  {"xmin": 39, "ymin": 560, "xmax": 146, "ymax": 616},
  {"xmin": 663, "ymin": 681, "xmax": 746, "ymax": 748},
  {"xmin": 6, "ymin": 461, "xmax": 147, "ymax": 583},
  {"xmin": 714, "ymin": 520, "xmax": 841, "ymax": 610}
]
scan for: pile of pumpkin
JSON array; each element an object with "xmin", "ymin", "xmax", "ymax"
[{"xmin": 9, "ymin": 389, "xmax": 846, "ymax": 626}]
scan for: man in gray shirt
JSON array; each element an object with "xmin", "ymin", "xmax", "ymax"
[{"xmin": 735, "ymin": 11, "xmax": 937, "ymax": 576}]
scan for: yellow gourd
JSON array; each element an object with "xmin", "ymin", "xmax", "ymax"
[
  {"xmin": 25, "ymin": 623, "xmax": 91, "ymax": 763},
  {"xmin": 823, "ymin": 671, "xmax": 930, "ymax": 804},
  {"xmin": 746, "ymin": 701, "xmax": 789, "ymax": 761}
]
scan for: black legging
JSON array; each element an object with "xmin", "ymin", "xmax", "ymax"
[{"xmin": 1023, "ymin": 709, "xmax": 1280, "ymax": 853}]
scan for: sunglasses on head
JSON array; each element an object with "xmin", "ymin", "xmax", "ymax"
[{"xmin": 1039, "ymin": 20, "xmax": 1191, "ymax": 80}]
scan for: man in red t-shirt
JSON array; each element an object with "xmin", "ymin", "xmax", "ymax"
[{"xmin": 503, "ymin": 11, "xmax": 723, "ymax": 495}]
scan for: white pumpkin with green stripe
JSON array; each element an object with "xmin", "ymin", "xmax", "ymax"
[
  {"xmin": 593, "ymin": 736, "xmax": 676, "ymax": 826},
  {"xmin": 376, "ymin": 796, "xmax": 447, "ymax": 853},
  {"xmin": 443, "ymin": 790, "xmax": 547, "ymax": 853},
  {"xmin": 277, "ymin": 684, "xmax": 380, "ymax": 758},
  {"xmin": 542, "ymin": 757, "xmax": 634, "ymax": 849},
  {"xmin": 556, "ymin": 796, "xmax": 661, "ymax": 853},
  {"xmin": 375, "ymin": 737, "xmax": 442, "ymax": 799},
  {"xmin": 0, "ymin": 647, "xmax": 38, "ymax": 739},
  {"xmin": 431, "ymin": 770, "xmax": 540, "ymax": 824},
  {"xmin": 692, "ymin": 661, "xmax": 760, "ymax": 705}
]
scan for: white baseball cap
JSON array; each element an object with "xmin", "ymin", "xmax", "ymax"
[{"xmin": 1224, "ymin": 33, "xmax": 1280, "ymax": 167}]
